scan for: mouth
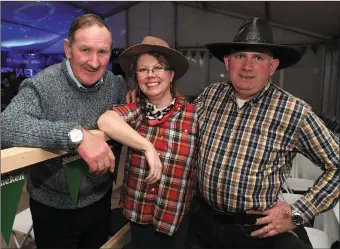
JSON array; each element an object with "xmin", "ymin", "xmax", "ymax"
[
  {"xmin": 239, "ymin": 74, "xmax": 255, "ymax": 79},
  {"xmin": 146, "ymin": 82, "xmax": 160, "ymax": 87},
  {"xmin": 83, "ymin": 67, "xmax": 97, "ymax": 73}
]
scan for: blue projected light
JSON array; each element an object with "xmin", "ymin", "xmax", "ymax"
[
  {"xmin": 1, "ymin": 1, "xmax": 83, "ymax": 52},
  {"xmin": 1, "ymin": 22, "xmax": 60, "ymax": 49},
  {"xmin": 1, "ymin": 1, "xmax": 134, "ymax": 54},
  {"xmin": 2, "ymin": 37, "xmax": 58, "ymax": 48}
]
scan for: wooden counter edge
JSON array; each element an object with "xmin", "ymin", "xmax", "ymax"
[{"xmin": 1, "ymin": 130, "xmax": 109, "ymax": 174}]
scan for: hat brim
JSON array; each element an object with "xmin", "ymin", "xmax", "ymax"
[
  {"xmin": 119, "ymin": 44, "xmax": 189, "ymax": 80},
  {"xmin": 206, "ymin": 42, "xmax": 302, "ymax": 69}
]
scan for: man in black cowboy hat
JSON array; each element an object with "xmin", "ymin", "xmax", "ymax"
[{"xmin": 190, "ymin": 17, "xmax": 339, "ymax": 248}]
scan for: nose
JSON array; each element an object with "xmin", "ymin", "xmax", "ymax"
[
  {"xmin": 87, "ymin": 52, "xmax": 99, "ymax": 69},
  {"xmin": 146, "ymin": 69, "xmax": 156, "ymax": 77},
  {"xmin": 242, "ymin": 58, "xmax": 253, "ymax": 72}
]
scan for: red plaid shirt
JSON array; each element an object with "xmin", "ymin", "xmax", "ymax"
[{"xmin": 112, "ymin": 98, "xmax": 198, "ymax": 236}]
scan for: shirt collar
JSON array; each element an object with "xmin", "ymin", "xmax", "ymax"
[
  {"xmin": 146, "ymin": 98, "xmax": 183, "ymax": 127},
  {"xmin": 66, "ymin": 59, "xmax": 103, "ymax": 88},
  {"xmin": 228, "ymin": 79, "xmax": 272, "ymax": 106}
]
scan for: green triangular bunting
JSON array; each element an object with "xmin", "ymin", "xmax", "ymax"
[
  {"xmin": 63, "ymin": 155, "xmax": 85, "ymax": 209},
  {"xmin": 1, "ymin": 171, "xmax": 26, "ymax": 245}
]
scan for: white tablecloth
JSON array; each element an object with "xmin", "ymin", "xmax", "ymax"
[
  {"xmin": 334, "ymin": 202, "xmax": 339, "ymax": 223},
  {"xmin": 314, "ymin": 203, "xmax": 339, "ymax": 245}
]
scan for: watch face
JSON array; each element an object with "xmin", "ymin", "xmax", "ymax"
[
  {"xmin": 292, "ymin": 213, "xmax": 304, "ymax": 226},
  {"xmin": 70, "ymin": 129, "xmax": 83, "ymax": 144}
]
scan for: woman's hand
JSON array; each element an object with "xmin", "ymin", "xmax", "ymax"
[{"xmin": 144, "ymin": 145, "xmax": 163, "ymax": 184}]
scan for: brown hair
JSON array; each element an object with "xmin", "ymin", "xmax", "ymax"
[{"xmin": 68, "ymin": 14, "xmax": 112, "ymax": 46}]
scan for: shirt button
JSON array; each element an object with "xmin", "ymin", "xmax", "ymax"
[
  {"xmin": 160, "ymin": 136, "xmax": 163, "ymax": 139},
  {"xmin": 184, "ymin": 129, "xmax": 187, "ymax": 132},
  {"xmin": 151, "ymin": 188, "xmax": 155, "ymax": 192}
]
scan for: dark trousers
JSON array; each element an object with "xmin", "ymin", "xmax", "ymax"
[
  {"xmin": 129, "ymin": 214, "xmax": 191, "ymax": 249},
  {"xmin": 195, "ymin": 198, "xmax": 312, "ymax": 249},
  {"xmin": 30, "ymin": 189, "xmax": 112, "ymax": 249}
]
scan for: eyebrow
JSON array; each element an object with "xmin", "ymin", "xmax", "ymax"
[{"xmin": 137, "ymin": 63, "xmax": 163, "ymax": 68}]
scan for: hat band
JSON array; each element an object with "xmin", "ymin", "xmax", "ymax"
[{"xmin": 235, "ymin": 36, "xmax": 272, "ymax": 44}]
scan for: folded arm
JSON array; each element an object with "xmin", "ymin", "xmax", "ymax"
[
  {"xmin": 98, "ymin": 110, "xmax": 162, "ymax": 183},
  {"xmin": 1, "ymin": 80, "xmax": 115, "ymax": 175}
]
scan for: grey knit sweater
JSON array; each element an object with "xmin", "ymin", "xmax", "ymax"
[{"xmin": 1, "ymin": 59, "xmax": 127, "ymax": 209}]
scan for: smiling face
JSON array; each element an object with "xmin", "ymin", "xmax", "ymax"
[
  {"xmin": 135, "ymin": 53, "xmax": 175, "ymax": 107},
  {"xmin": 64, "ymin": 24, "xmax": 112, "ymax": 87},
  {"xmin": 224, "ymin": 50, "xmax": 279, "ymax": 100}
]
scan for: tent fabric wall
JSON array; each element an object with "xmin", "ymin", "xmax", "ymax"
[
  {"xmin": 281, "ymin": 46, "xmax": 324, "ymax": 115},
  {"xmin": 321, "ymin": 39, "xmax": 340, "ymax": 117},
  {"xmin": 176, "ymin": 5, "xmax": 325, "ymax": 47},
  {"xmin": 128, "ymin": 2, "xmax": 175, "ymax": 47}
]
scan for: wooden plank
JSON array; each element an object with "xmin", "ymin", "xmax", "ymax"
[
  {"xmin": 1, "ymin": 130, "xmax": 110, "ymax": 174},
  {"xmin": 100, "ymin": 223, "xmax": 131, "ymax": 249},
  {"xmin": 1, "ymin": 147, "xmax": 66, "ymax": 174}
]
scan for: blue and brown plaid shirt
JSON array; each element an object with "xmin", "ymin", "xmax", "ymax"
[{"xmin": 194, "ymin": 82, "xmax": 339, "ymax": 223}]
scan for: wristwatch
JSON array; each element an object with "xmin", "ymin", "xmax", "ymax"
[
  {"xmin": 68, "ymin": 126, "xmax": 84, "ymax": 149},
  {"xmin": 291, "ymin": 206, "xmax": 304, "ymax": 226}
]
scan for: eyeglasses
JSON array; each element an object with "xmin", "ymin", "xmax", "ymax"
[{"xmin": 136, "ymin": 66, "xmax": 169, "ymax": 77}]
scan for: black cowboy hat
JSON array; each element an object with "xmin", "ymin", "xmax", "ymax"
[{"xmin": 206, "ymin": 17, "xmax": 302, "ymax": 69}]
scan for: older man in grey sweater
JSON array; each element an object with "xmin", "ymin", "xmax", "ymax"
[{"xmin": 1, "ymin": 14, "xmax": 128, "ymax": 248}]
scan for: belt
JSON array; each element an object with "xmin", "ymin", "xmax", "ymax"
[{"xmin": 199, "ymin": 198, "xmax": 264, "ymax": 225}]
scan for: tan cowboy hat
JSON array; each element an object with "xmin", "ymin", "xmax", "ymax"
[
  {"xmin": 206, "ymin": 17, "xmax": 302, "ymax": 69},
  {"xmin": 119, "ymin": 36, "xmax": 189, "ymax": 80}
]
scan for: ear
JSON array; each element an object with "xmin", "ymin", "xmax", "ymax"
[
  {"xmin": 269, "ymin": 59, "xmax": 280, "ymax": 76},
  {"xmin": 223, "ymin": 56, "xmax": 230, "ymax": 72},
  {"xmin": 64, "ymin": 39, "xmax": 71, "ymax": 59}
]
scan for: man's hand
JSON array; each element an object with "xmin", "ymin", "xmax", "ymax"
[
  {"xmin": 126, "ymin": 89, "xmax": 137, "ymax": 103},
  {"xmin": 144, "ymin": 145, "xmax": 163, "ymax": 184},
  {"xmin": 247, "ymin": 200, "xmax": 296, "ymax": 238},
  {"xmin": 76, "ymin": 129, "xmax": 115, "ymax": 175}
]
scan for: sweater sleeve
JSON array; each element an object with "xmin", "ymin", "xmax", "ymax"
[
  {"xmin": 117, "ymin": 75, "xmax": 128, "ymax": 104},
  {"xmin": 1, "ymin": 79, "xmax": 78, "ymax": 150},
  {"xmin": 125, "ymin": 75, "xmax": 137, "ymax": 91}
]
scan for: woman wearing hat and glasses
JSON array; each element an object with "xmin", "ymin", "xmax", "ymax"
[{"xmin": 98, "ymin": 36, "xmax": 198, "ymax": 248}]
